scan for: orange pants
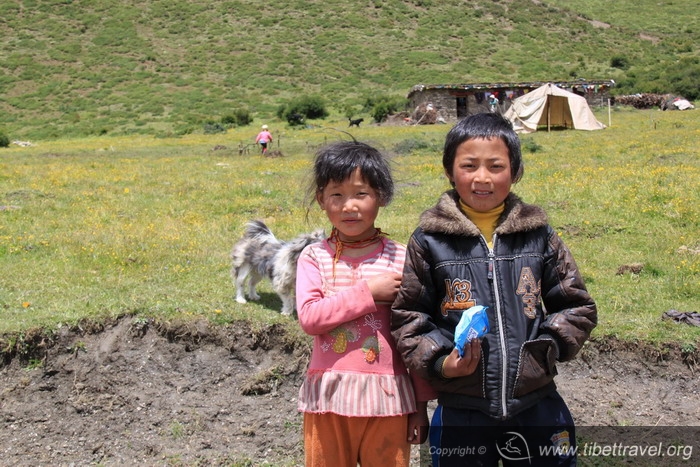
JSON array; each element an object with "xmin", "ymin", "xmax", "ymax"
[{"xmin": 304, "ymin": 412, "xmax": 410, "ymax": 467}]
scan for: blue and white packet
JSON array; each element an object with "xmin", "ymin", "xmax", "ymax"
[{"xmin": 454, "ymin": 305, "xmax": 489, "ymax": 357}]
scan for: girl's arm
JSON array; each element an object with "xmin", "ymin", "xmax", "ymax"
[{"xmin": 296, "ymin": 251, "xmax": 377, "ymax": 335}]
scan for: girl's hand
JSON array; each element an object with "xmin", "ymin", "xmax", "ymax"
[
  {"xmin": 442, "ymin": 339, "xmax": 481, "ymax": 378},
  {"xmin": 366, "ymin": 272, "xmax": 402, "ymax": 302},
  {"xmin": 407, "ymin": 401, "xmax": 429, "ymax": 444}
]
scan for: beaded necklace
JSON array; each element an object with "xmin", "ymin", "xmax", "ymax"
[{"xmin": 329, "ymin": 227, "xmax": 386, "ymax": 278}]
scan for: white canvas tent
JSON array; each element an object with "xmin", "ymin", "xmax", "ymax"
[{"xmin": 504, "ymin": 83, "xmax": 606, "ymax": 133}]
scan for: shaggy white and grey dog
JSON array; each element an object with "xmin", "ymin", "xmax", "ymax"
[{"xmin": 231, "ymin": 220, "xmax": 325, "ymax": 316}]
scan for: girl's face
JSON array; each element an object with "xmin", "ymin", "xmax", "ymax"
[
  {"xmin": 316, "ymin": 167, "xmax": 383, "ymax": 242},
  {"xmin": 447, "ymin": 137, "xmax": 512, "ymax": 212}
]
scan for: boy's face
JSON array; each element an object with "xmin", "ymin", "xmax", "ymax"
[{"xmin": 447, "ymin": 137, "xmax": 512, "ymax": 212}]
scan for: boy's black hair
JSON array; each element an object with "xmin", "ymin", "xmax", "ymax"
[
  {"xmin": 310, "ymin": 140, "xmax": 394, "ymax": 205},
  {"xmin": 443, "ymin": 113, "xmax": 524, "ymax": 185}
]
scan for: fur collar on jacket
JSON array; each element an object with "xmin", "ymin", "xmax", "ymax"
[{"xmin": 419, "ymin": 190, "xmax": 549, "ymax": 237}]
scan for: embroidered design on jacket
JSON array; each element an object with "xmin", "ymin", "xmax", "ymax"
[
  {"xmin": 516, "ymin": 267, "xmax": 541, "ymax": 319},
  {"xmin": 441, "ymin": 278, "xmax": 476, "ymax": 316}
]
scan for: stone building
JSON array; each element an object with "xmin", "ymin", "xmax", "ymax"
[{"xmin": 407, "ymin": 79, "xmax": 615, "ymax": 121}]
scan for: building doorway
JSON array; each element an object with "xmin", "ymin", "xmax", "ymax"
[{"xmin": 456, "ymin": 97, "xmax": 468, "ymax": 118}]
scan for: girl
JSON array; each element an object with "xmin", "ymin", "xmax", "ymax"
[
  {"xmin": 296, "ymin": 141, "xmax": 435, "ymax": 467},
  {"xmin": 255, "ymin": 124, "xmax": 272, "ymax": 154}
]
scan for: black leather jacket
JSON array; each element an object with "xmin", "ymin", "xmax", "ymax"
[{"xmin": 392, "ymin": 190, "xmax": 597, "ymax": 420}]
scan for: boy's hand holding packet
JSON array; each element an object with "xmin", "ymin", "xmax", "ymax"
[{"xmin": 454, "ymin": 305, "xmax": 489, "ymax": 357}]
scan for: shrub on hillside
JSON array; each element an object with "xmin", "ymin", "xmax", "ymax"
[
  {"xmin": 221, "ymin": 108, "xmax": 252, "ymax": 127},
  {"xmin": 220, "ymin": 115, "xmax": 236, "ymax": 126},
  {"xmin": 277, "ymin": 95, "xmax": 328, "ymax": 125},
  {"xmin": 610, "ymin": 55, "xmax": 629, "ymax": 70},
  {"xmin": 364, "ymin": 94, "xmax": 408, "ymax": 123},
  {"xmin": 203, "ymin": 121, "xmax": 226, "ymax": 134},
  {"xmin": 0, "ymin": 132, "xmax": 9, "ymax": 148}
]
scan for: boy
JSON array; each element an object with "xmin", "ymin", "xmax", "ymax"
[{"xmin": 391, "ymin": 113, "xmax": 597, "ymax": 466}]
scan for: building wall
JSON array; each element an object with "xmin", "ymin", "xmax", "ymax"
[{"xmin": 409, "ymin": 90, "xmax": 502, "ymax": 120}]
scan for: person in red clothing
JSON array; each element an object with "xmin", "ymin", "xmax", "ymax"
[
  {"xmin": 296, "ymin": 141, "xmax": 435, "ymax": 467},
  {"xmin": 254, "ymin": 124, "xmax": 273, "ymax": 154}
]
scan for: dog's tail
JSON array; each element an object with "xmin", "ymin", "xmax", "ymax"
[{"xmin": 243, "ymin": 220, "xmax": 275, "ymax": 240}]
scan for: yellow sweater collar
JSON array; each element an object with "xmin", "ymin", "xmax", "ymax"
[{"xmin": 459, "ymin": 200, "xmax": 505, "ymax": 247}]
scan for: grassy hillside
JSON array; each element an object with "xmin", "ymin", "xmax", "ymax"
[{"xmin": 0, "ymin": 0, "xmax": 698, "ymax": 139}]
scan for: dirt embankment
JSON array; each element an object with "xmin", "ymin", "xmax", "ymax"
[{"xmin": 1, "ymin": 316, "xmax": 698, "ymax": 466}]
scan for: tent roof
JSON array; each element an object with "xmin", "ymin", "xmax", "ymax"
[{"xmin": 504, "ymin": 83, "xmax": 606, "ymax": 133}]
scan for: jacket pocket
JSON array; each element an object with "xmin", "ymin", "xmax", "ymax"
[
  {"xmin": 512, "ymin": 339, "xmax": 557, "ymax": 398},
  {"xmin": 432, "ymin": 355, "xmax": 486, "ymax": 398}
]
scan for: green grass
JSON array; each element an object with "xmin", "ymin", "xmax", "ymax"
[
  {"xmin": 1, "ymin": 109, "xmax": 698, "ymax": 349},
  {"xmin": 0, "ymin": 0, "xmax": 698, "ymax": 139}
]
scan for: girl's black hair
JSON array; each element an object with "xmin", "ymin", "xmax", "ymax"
[
  {"xmin": 309, "ymin": 141, "xmax": 394, "ymax": 205},
  {"xmin": 443, "ymin": 113, "xmax": 524, "ymax": 184}
]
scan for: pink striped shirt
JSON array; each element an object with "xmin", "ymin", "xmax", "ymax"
[{"xmin": 296, "ymin": 237, "xmax": 435, "ymax": 417}]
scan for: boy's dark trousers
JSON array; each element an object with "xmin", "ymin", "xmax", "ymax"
[{"xmin": 429, "ymin": 391, "xmax": 576, "ymax": 467}]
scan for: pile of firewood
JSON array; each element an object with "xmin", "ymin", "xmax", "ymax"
[{"xmin": 613, "ymin": 93, "xmax": 672, "ymax": 109}]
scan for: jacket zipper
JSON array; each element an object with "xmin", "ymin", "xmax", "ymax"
[{"xmin": 487, "ymin": 234, "xmax": 509, "ymax": 419}]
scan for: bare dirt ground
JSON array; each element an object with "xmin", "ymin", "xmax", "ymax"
[{"xmin": 1, "ymin": 315, "xmax": 698, "ymax": 466}]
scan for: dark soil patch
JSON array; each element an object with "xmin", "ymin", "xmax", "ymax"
[{"xmin": 1, "ymin": 316, "xmax": 698, "ymax": 466}]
